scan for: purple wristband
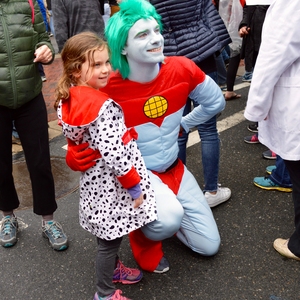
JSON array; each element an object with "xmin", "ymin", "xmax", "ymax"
[{"xmin": 127, "ymin": 183, "xmax": 142, "ymax": 199}]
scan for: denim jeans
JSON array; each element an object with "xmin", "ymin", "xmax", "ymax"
[
  {"xmin": 38, "ymin": 63, "xmax": 45, "ymax": 77},
  {"xmin": 48, "ymin": 10, "xmax": 55, "ymax": 36},
  {"xmin": 178, "ymin": 99, "xmax": 220, "ymax": 192},
  {"xmin": 270, "ymin": 155, "xmax": 292, "ymax": 187},
  {"xmin": 222, "ymin": 45, "xmax": 230, "ymax": 61},
  {"xmin": 214, "ymin": 53, "xmax": 227, "ymax": 86}
]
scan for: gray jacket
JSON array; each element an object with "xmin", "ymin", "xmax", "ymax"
[{"xmin": 52, "ymin": 0, "xmax": 105, "ymax": 52}]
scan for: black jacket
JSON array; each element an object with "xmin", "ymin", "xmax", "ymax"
[
  {"xmin": 150, "ymin": 0, "xmax": 231, "ymax": 68},
  {"xmin": 239, "ymin": 5, "xmax": 269, "ymax": 67}
]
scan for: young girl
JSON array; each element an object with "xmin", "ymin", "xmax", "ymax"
[{"xmin": 55, "ymin": 32, "xmax": 157, "ymax": 300}]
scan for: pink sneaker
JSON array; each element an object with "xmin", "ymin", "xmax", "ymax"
[
  {"xmin": 244, "ymin": 134, "xmax": 260, "ymax": 144},
  {"xmin": 94, "ymin": 289, "xmax": 131, "ymax": 300},
  {"xmin": 262, "ymin": 149, "xmax": 276, "ymax": 160},
  {"xmin": 113, "ymin": 260, "xmax": 143, "ymax": 284}
]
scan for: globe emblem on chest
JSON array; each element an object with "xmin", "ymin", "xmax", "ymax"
[{"xmin": 143, "ymin": 96, "xmax": 168, "ymax": 118}]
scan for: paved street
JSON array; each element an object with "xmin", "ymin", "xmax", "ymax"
[{"xmin": 2, "ymin": 49, "xmax": 298, "ymax": 300}]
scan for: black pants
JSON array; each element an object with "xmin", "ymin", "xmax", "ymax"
[
  {"xmin": 0, "ymin": 93, "xmax": 57, "ymax": 215},
  {"xmin": 283, "ymin": 160, "xmax": 300, "ymax": 257}
]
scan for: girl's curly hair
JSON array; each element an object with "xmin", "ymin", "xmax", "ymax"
[{"xmin": 54, "ymin": 32, "xmax": 109, "ymax": 110}]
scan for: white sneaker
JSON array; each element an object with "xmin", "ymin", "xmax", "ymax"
[{"xmin": 204, "ymin": 187, "xmax": 231, "ymax": 208}]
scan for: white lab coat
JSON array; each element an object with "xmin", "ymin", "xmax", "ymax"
[{"xmin": 244, "ymin": 0, "xmax": 300, "ymax": 161}]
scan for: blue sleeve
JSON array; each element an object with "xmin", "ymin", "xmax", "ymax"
[{"xmin": 181, "ymin": 75, "xmax": 225, "ymax": 133}]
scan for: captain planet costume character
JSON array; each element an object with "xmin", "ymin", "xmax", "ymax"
[{"xmin": 66, "ymin": 0, "xmax": 226, "ymax": 273}]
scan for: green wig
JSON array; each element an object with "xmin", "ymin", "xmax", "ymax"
[{"xmin": 105, "ymin": 0, "xmax": 162, "ymax": 79}]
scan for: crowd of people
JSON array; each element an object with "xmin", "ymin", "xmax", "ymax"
[{"xmin": 1, "ymin": 0, "xmax": 299, "ymax": 299}]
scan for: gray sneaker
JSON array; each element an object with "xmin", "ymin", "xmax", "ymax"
[
  {"xmin": 42, "ymin": 220, "xmax": 68, "ymax": 251},
  {"xmin": 0, "ymin": 215, "xmax": 18, "ymax": 247},
  {"xmin": 153, "ymin": 256, "xmax": 170, "ymax": 273}
]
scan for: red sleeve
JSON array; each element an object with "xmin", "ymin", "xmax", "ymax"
[{"xmin": 117, "ymin": 166, "xmax": 141, "ymax": 189}]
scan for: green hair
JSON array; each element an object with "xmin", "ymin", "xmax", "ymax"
[{"xmin": 105, "ymin": 0, "xmax": 162, "ymax": 79}]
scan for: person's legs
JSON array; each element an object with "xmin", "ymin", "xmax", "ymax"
[
  {"xmin": 12, "ymin": 93, "xmax": 67, "ymax": 250},
  {"xmin": 48, "ymin": 10, "xmax": 55, "ymax": 36},
  {"xmin": 206, "ymin": 70, "xmax": 218, "ymax": 84},
  {"xmin": 196, "ymin": 114, "xmax": 219, "ymax": 192},
  {"xmin": 282, "ymin": 160, "xmax": 300, "ymax": 257},
  {"xmin": 0, "ymin": 106, "xmax": 20, "ymax": 247},
  {"xmin": 222, "ymin": 46, "xmax": 230, "ymax": 64},
  {"xmin": 269, "ymin": 155, "xmax": 292, "ymax": 187},
  {"xmin": 96, "ymin": 237, "xmax": 122, "ymax": 298},
  {"xmin": 0, "ymin": 106, "xmax": 19, "ymax": 212},
  {"xmin": 14, "ymin": 93, "xmax": 57, "ymax": 216},
  {"xmin": 176, "ymin": 164, "xmax": 220, "ymax": 255},
  {"xmin": 141, "ymin": 172, "xmax": 184, "ymax": 241},
  {"xmin": 147, "ymin": 161, "xmax": 220, "ymax": 256},
  {"xmin": 226, "ymin": 53, "xmax": 241, "ymax": 92},
  {"xmin": 179, "ymin": 98, "xmax": 220, "ymax": 188},
  {"xmin": 130, "ymin": 170, "xmax": 184, "ymax": 272},
  {"xmin": 178, "ymin": 98, "xmax": 231, "ymax": 206},
  {"xmin": 243, "ymin": 56, "xmax": 253, "ymax": 82},
  {"xmin": 38, "ymin": 63, "xmax": 46, "ymax": 81},
  {"xmin": 253, "ymin": 155, "xmax": 292, "ymax": 192},
  {"xmin": 214, "ymin": 52, "xmax": 227, "ymax": 87}
]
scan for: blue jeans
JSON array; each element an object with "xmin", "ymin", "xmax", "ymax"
[
  {"xmin": 222, "ymin": 45, "xmax": 230, "ymax": 61},
  {"xmin": 48, "ymin": 10, "xmax": 55, "ymax": 35},
  {"xmin": 178, "ymin": 99, "xmax": 220, "ymax": 192},
  {"xmin": 38, "ymin": 63, "xmax": 45, "ymax": 77},
  {"xmin": 270, "ymin": 155, "xmax": 292, "ymax": 187},
  {"xmin": 215, "ymin": 53, "xmax": 227, "ymax": 86}
]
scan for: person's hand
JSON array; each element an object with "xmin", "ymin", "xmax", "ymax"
[
  {"xmin": 66, "ymin": 139, "xmax": 101, "ymax": 172},
  {"xmin": 34, "ymin": 45, "xmax": 53, "ymax": 63},
  {"xmin": 133, "ymin": 194, "xmax": 144, "ymax": 208},
  {"xmin": 239, "ymin": 26, "xmax": 250, "ymax": 37}
]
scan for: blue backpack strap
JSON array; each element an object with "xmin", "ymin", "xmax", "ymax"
[{"xmin": 28, "ymin": 0, "xmax": 35, "ymax": 24}]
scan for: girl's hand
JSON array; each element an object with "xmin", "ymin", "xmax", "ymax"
[{"xmin": 133, "ymin": 194, "xmax": 143, "ymax": 208}]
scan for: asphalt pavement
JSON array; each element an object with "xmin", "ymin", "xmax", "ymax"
[{"xmin": 1, "ymin": 44, "xmax": 299, "ymax": 299}]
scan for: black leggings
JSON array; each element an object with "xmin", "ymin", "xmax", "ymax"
[{"xmin": 226, "ymin": 53, "xmax": 241, "ymax": 92}]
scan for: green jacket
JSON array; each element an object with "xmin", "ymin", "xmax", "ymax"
[{"xmin": 0, "ymin": 0, "xmax": 55, "ymax": 109}]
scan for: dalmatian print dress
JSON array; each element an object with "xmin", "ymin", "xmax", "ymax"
[{"xmin": 57, "ymin": 86, "xmax": 157, "ymax": 240}]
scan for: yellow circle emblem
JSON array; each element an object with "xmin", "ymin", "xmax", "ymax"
[{"xmin": 144, "ymin": 96, "xmax": 168, "ymax": 118}]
